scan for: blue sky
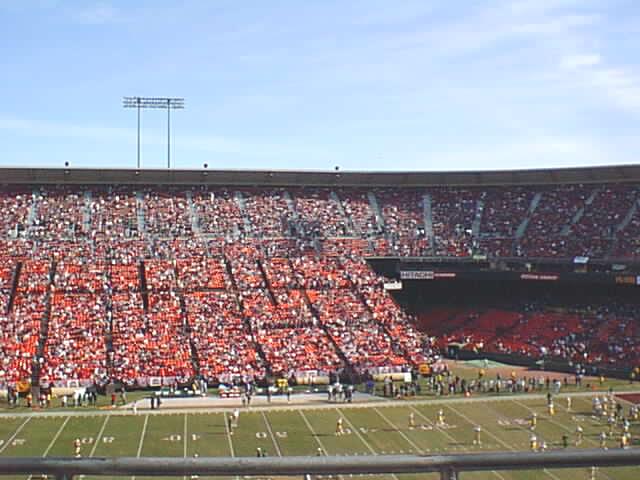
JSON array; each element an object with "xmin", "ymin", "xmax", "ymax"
[{"xmin": 0, "ymin": 0, "xmax": 639, "ymax": 171}]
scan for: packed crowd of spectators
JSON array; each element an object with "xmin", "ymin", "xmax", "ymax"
[
  {"xmin": 0, "ymin": 188, "xmax": 32, "ymax": 237},
  {"xmin": 519, "ymin": 185, "xmax": 591, "ymax": 257},
  {"xmin": 2, "ymin": 183, "xmax": 639, "ymax": 261},
  {"xmin": 142, "ymin": 188, "xmax": 192, "ymax": 237},
  {"xmin": 42, "ymin": 293, "xmax": 108, "ymax": 384},
  {"xmin": 89, "ymin": 186, "xmax": 140, "ymax": 239},
  {"xmin": 240, "ymin": 188, "xmax": 292, "ymax": 237},
  {"xmin": 480, "ymin": 187, "xmax": 534, "ymax": 238},
  {"xmin": 191, "ymin": 187, "xmax": 244, "ymax": 236},
  {"xmin": 1, "ymin": 182, "xmax": 639, "ymax": 387},
  {"xmin": 339, "ymin": 189, "xmax": 381, "ymax": 237},
  {"xmin": 255, "ymin": 327, "xmax": 342, "ymax": 375},
  {"xmin": 291, "ymin": 188, "xmax": 352, "ymax": 237},
  {"xmin": 376, "ymin": 188, "xmax": 429, "ymax": 256},
  {"xmin": 185, "ymin": 291, "xmax": 265, "ymax": 380},
  {"xmin": 30, "ymin": 187, "xmax": 86, "ymax": 240},
  {"xmin": 614, "ymin": 204, "xmax": 640, "ymax": 258},
  {"xmin": 431, "ymin": 188, "xmax": 478, "ymax": 257}
]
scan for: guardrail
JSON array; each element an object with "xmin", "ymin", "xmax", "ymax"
[{"xmin": 0, "ymin": 449, "xmax": 639, "ymax": 480}]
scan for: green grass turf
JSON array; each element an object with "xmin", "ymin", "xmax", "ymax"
[{"xmin": 0, "ymin": 396, "xmax": 637, "ymax": 480}]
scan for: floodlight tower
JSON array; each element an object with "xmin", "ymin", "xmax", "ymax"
[{"xmin": 123, "ymin": 96, "xmax": 185, "ymax": 169}]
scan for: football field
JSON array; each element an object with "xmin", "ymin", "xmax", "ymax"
[{"xmin": 0, "ymin": 394, "xmax": 638, "ymax": 480}]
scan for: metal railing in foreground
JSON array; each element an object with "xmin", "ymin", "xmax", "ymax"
[{"xmin": 0, "ymin": 449, "xmax": 639, "ymax": 480}]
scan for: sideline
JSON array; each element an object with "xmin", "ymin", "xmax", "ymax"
[{"xmin": 1, "ymin": 388, "xmax": 639, "ymax": 419}]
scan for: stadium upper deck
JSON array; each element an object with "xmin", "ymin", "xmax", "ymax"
[{"xmin": 1, "ymin": 164, "xmax": 639, "ymax": 260}]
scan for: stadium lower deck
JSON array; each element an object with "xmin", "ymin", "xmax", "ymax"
[{"xmin": 0, "ymin": 391, "xmax": 639, "ymax": 480}]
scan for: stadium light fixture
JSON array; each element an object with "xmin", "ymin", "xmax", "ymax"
[{"xmin": 123, "ymin": 96, "xmax": 185, "ymax": 169}]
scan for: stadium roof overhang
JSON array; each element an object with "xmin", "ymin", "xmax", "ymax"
[{"xmin": 1, "ymin": 164, "xmax": 639, "ymax": 187}]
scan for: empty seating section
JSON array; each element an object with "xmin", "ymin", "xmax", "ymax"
[
  {"xmin": 419, "ymin": 303, "xmax": 640, "ymax": 366},
  {"xmin": 1, "ymin": 182, "xmax": 640, "ymax": 387}
]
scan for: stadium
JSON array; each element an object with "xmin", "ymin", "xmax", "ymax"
[
  {"xmin": 3, "ymin": 1, "xmax": 640, "ymax": 478},
  {"xmin": 0, "ymin": 165, "xmax": 639, "ymax": 479}
]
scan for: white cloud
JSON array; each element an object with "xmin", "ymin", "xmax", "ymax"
[
  {"xmin": 561, "ymin": 54, "xmax": 601, "ymax": 69},
  {"xmin": 424, "ymin": 135, "xmax": 635, "ymax": 171}
]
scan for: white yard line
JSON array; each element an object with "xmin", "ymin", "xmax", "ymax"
[
  {"xmin": 42, "ymin": 416, "xmax": 70, "ymax": 457},
  {"xmin": 261, "ymin": 411, "xmax": 282, "ymax": 457},
  {"xmin": 223, "ymin": 412, "xmax": 239, "ymax": 480},
  {"xmin": 0, "ymin": 417, "xmax": 31, "ymax": 454},
  {"xmin": 337, "ymin": 409, "xmax": 400, "ymax": 480},
  {"xmin": 136, "ymin": 414, "xmax": 149, "ymax": 457},
  {"xmin": 89, "ymin": 415, "xmax": 110, "ymax": 457},
  {"xmin": 410, "ymin": 405, "xmax": 506, "ymax": 480},
  {"xmin": 336, "ymin": 408, "xmax": 376, "ymax": 455},
  {"xmin": 27, "ymin": 417, "xmax": 72, "ymax": 480},
  {"xmin": 223, "ymin": 411, "xmax": 235, "ymax": 457},
  {"xmin": 299, "ymin": 410, "xmax": 345, "ymax": 480},
  {"xmin": 373, "ymin": 407, "xmax": 423, "ymax": 454},
  {"xmin": 132, "ymin": 414, "xmax": 149, "ymax": 480},
  {"xmin": 512, "ymin": 399, "xmax": 600, "ymax": 446},
  {"xmin": 183, "ymin": 414, "xmax": 188, "ymax": 480},
  {"xmin": 460, "ymin": 405, "xmax": 559, "ymax": 480},
  {"xmin": 299, "ymin": 410, "xmax": 328, "ymax": 454},
  {"xmin": 408, "ymin": 405, "xmax": 458, "ymax": 443}
]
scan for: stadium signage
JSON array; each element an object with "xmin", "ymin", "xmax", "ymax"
[
  {"xmin": 400, "ymin": 271, "xmax": 456, "ymax": 280},
  {"xmin": 519, "ymin": 273, "xmax": 559, "ymax": 281},
  {"xmin": 615, "ymin": 275, "xmax": 639, "ymax": 285},
  {"xmin": 383, "ymin": 280, "xmax": 403, "ymax": 290}
]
